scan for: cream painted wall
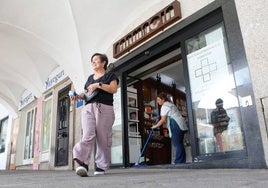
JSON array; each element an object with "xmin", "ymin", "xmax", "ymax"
[{"xmin": 235, "ymin": 0, "xmax": 268, "ymax": 165}]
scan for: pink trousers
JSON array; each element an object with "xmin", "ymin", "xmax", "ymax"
[
  {"xmin": 215, "ymin": 133, "xmax": 224, "ymax": 152},
  {"xmin": 73, "ymin": 103, "xmax": 115, "ymax": 170}
]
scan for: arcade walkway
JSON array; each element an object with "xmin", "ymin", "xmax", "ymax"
[{"xmin": 0, "ymin": 168, "xmax": 267, "ymax": 188}]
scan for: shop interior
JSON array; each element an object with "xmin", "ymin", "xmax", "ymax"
[{"xmin": 126, "ymin": 49, "xmax": 192, "ymax": 165}]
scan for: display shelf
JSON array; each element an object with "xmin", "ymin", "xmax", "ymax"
[
  {"xmin": 128, "ymin": 119, "xmax": 139, "ymax": 123},
  {"xmin": 127, "ymin": 87, "xmax": 141, "ymax": 163},
  {"xmin": 128, "ymin": 122, "xmax": 139, "ymax": 136},
  {"xmin": 128, "ymin": 109, "xmax": 139, "ymax": 122},
  {"xmin": 128, "ymin": 135, "xmax": 142, "ymax": 139},
  {"xmin": 128, "ymin": 106, "xmax": 139, "ymax": 110},
  {"xmin": 131, "ymin": 77, "xmax": 188, "ymax": 165}
]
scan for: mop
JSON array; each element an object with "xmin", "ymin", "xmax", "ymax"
[{"xmin": 133, "ymin": 129, "xmax": 154, "ymax": 167}]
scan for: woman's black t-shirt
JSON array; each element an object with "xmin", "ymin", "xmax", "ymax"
[{"xmin": 84, "ymin": 72, "xmax": 118, "ymax": 106}]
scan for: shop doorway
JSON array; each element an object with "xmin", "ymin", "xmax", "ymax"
[
  {"xmin": 55, "ymin": 86, "xmax": 71, "ymax": 166},
  {"xmin": 125, "ymin": 49, "xmax": 192, "ymax": 166},
  {"xmin": 113, "ymin": 7, "xmax": 254, "ymax": 168}
]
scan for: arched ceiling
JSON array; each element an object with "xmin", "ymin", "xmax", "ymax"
[{"xmin": 0, "ymin": 0, "xmax": 174, "ymax": 115}]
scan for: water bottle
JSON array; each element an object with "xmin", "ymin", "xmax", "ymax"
[{"xmin": 68, "ymin": 90, "xmax": 77, "ymax": 97}]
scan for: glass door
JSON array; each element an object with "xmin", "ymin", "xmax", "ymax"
[
  {"xmin": 111, "ymin": 85, "xmax": 124, "ymax": 165},
  {"xmin": 185, "ymin": 23, "xmax": 245, "ymax": 158},
  {"xmin": 24, "ymin": 107, "xmax": 37, "ymax": 160},
  {"xmin": 55, "ymin": 86, "xmax": 70, "ymax": 166}
]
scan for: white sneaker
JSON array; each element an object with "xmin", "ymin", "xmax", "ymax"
[
  {"xmin": 94, "ymin": 167, "xmax": 105, "ymax": 176},
  {"xmin": 76, "ymin": 166, "xmax": 88, "ymax": 177}
]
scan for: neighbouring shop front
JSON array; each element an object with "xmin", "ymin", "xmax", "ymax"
[
  {"xmin": 14, "ymin": 67, "xmax": 75, "ymax": 170},
  {"xmin": 38, "ymin": 68, "xmax": 74, "ymax": 170},
  {"xmin": 110, "ymin": 0, "xmax": 266, "ymax": 168}
]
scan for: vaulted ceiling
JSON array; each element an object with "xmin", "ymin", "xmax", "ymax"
[{"xmin": 0, "ymin": 0, "xmax": 174, "ymax": 115}]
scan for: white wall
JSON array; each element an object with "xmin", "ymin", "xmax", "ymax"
[{"xmin": 235, "ymin": 0, "xmax": 268, "ymax": 165}]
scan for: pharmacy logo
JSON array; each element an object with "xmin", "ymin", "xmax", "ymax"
[{"xmin": 195, "ymin": 58, "xmax": 217, "ymax": 82}]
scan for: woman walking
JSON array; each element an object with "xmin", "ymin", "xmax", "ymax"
[
  {"xmin": 152, "ymin": 92, "xmax": 188, "ymax": 164},
  {"xmin": 71, "ymin": 53, "xmax": 118, "ymax": 177}
]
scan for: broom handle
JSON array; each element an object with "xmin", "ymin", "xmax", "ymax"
[{"xmin": 137, "ymin": 129, "xmax": 154, "ymax": 164}]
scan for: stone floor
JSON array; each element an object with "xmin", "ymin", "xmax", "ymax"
[{"xmin": 0, "ymin": 168, "xmax": 268, "ymax": 188}]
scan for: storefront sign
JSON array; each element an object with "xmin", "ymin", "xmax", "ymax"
[
  {"xmin": 45, "ymin": 67, "xmax": 67, "ymax": 90},
  {"xmin": 18, "ymin": 89, "xmax": 35, "ymax": 110},
  {"xmin": 113, "ymin": 0, "xmax": 181, "ymax": 58}
]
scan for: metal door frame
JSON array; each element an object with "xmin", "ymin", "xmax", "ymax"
[{"xmin": 55, "ymin": 85, "xmax": 71, "ymax": 166}]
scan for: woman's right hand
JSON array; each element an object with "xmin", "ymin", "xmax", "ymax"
[
  {"xmin": 70, "ymin": 95, "xmax": 78, "ymax": 101},
  {"xmin": 87, "ymin": 83, "xmax": 99, "ymax": 94},
  {"xmin": 70, "ymin": 94, "xmax": 83, "ymax": 101}
]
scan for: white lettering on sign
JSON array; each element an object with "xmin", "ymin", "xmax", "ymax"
[
  {"xmin": 19, "ymin": 89, "xmax": 35, "ymax": 110},
  {"xmin": 113, "ymin": 1, "xmax": 181, "ymax": 58},
  {"xmin": 45, "ymin": 67, "xmax": 67, "ymax": 90}
]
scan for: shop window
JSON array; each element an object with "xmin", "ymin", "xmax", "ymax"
[
  {"xmin": 24, "ymin": 107, "xmax": 37, "ymax": 159},
  {"xmin": 186, "ymin": 23, "xmax": 244, "ymax": 154},
  {"xmin": 42, "ymin": 97, "xmax": 52, "ymax": 152},
  {"xmin": 111, "ymin": 86, "xmax": 123, "ymax": 164},
  {"xmin": 0, "ymin": 117, "xmax": 8, "ymax": 153}
]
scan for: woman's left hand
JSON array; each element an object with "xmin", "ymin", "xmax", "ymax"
[{"xmin": 87, "ymin": 83, "xmax": 99, "ymax": 94}]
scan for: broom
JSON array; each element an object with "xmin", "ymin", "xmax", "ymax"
[{"xmin": 133, "ymin": 129, "xmax": 154, "ymax": 167}]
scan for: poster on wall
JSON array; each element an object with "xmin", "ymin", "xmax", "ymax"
[
  {"xmin": 42, "ymin": 98, "xmax": 52, "ymax": 152},
  {"xmin": 33, "ymin": 97, "xmax": 43, "ymax": 170},
  {"xmin": 0, "ymin": 118, "xmax": 8, "ymax": 153},
  {"xmin": 187, "ymin": 39, "xmax": 229, "ymax": 103}
]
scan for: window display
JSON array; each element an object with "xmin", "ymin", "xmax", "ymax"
[
  {"xmin": 24, "ymin": 107, "xmax": 37, "ymax": 159},
  {"xmin": 111, "ymin": 87, "xmax": 123, "ymax": 164},
  {"xmin": 127, "ymin": 87, "xmax": 141, "ymax": 163},
  {"xmin": 42, "ymin": 97, "xmax": 52, "ymax": 152}
]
